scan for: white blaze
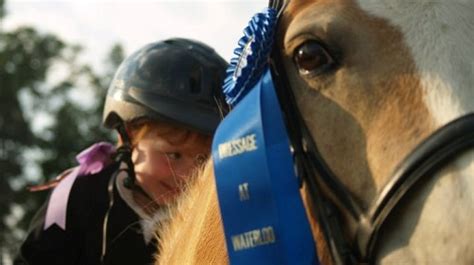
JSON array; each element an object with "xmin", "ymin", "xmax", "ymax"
[
  {"xmin": 353, "ymin": 2, "xmax": 474, "ymax": 263},
  {"xmin": 357, "ymin": 0, "xmax": 474, "ymax": 126}
]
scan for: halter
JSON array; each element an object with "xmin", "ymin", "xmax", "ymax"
[{"xmin": 269, "ymin": 0, "xmax": 474, "ymax": 264}]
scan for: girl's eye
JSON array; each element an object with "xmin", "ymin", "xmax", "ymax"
[
  {"xmin": 195, "ymin": 153, "xmax": 208, "ymax": 165},
  {"xmin": 166, "ymin": 152, "xmax": 182, "ymax": 160}
]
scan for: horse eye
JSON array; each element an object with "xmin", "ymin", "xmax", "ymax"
[{"xmin": 293, "ymin": 40, "xmax": 335, "ymax": 76}]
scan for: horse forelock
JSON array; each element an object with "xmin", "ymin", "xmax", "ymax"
[{"xmin": 156, "ymin": 161, "xmax": 227, "ymax": 265}]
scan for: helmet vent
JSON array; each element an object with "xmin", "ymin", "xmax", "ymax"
[{"xmin": 189, "ymin": 72, "xmax": 202, "ymax": 94}]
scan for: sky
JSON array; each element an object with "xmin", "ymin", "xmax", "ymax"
[
  {"xmin": 4, "ymin": 0, "xmax": 268, "ymax": 69},
  {"xmin": 3, "ymin": 0, "xmax": 268, "ymax": 136}
]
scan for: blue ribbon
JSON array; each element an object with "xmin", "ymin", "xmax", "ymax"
[
  {"xmin": 213, "ymin": 8, "xmax": 319, "ymax": 264},
  {"xmin": 212, "ymin": 68, "xmax": 318, "ymax": 264}
]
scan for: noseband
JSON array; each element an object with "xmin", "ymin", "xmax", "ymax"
[{"xmin": 270, "ymin": 1, "xmax": 474, "ymax": 264}]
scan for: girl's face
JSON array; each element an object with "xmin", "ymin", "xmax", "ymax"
[{"xmin": 131, "ymin": 125, "xmax": 211, "ymax": 205}]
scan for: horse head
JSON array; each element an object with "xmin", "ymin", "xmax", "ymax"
[{"xmin": 275, "ymin": 0, "xmax": 474, "ymax": 263}]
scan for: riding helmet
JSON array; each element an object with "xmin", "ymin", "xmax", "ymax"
[{"xmin": 102, "ymin": 38, "xmax": 229, "ymax": 135}]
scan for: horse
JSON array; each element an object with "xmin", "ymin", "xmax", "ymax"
[{"xmin": 155, "ymin": 0, "xmax": 474, "ymax": 264}]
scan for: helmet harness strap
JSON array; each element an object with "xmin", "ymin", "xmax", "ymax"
[
  {"xmin": 115, "ymin": 124, "xmax": 137, "ymax": 189},
  {"xmin": 115, "ymin": 123, "xmax": 157, "ymax": 203}
]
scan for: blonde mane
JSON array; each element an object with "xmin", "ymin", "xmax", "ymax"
[
  {"xmin": 156, "ymin": 160, "xmax": 333, "ymax": 265},
  {"xmin": 156, "ymin": 161, "xmax": 227, "ymax": 264}
]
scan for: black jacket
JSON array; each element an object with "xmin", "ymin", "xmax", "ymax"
[{"xmin": 15, "ymin": 162, "xmax": 157, "ymax": 265}]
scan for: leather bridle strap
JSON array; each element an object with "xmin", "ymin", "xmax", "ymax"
[
  {"xmin": 268, "ymin": 0, "xmax": 360, "ymax": 221},
  {"xmin": 269, "ymin": 29, "xmax": 361, "ymax": 265},
  {"xmin": 268, "ymin": 1, "xmax": 360, "ymax": 265},
  {"xmin": 358, "ymin": 113, "xmax": 474, "ymax": 260}
]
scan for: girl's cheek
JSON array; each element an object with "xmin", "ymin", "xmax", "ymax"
[
  {"xmin": 150, "ymin": 159, "xmax": 173, "ymax": 177},
  {"xmin": 171, "ymin": 157, "xmax": 198, "ymax": 177}
]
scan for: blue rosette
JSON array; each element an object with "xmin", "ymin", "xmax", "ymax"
[
  {"xmin": 213, "ymin": 5, "xmax": 319, "ymax": 265},
  {"xmin": 222, "ymin": 8, "xmax": 277, "ymax": 107}
]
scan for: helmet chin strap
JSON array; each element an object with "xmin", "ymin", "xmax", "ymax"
[
  {"xmin": 115, "ymin": 123, "xmax": 159, "ymax": 206},
  {"xmin": 115, "ymin": 124, "xmax": 137, "ymax": 189}
]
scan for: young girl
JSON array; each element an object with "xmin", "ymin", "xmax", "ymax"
[{"xmin": 15, "ymin": 38, "xmax": 228, "ymax": 265}]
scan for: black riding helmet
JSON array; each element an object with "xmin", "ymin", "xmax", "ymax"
[{"xmin": 103, "ymin": 38, "xmax": 229, "ymax": 135}]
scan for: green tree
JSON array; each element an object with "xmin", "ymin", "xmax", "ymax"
[
  {"xmin": 37, "ymin": 44, "xmax": 122, "ymax": 179},
  {"xmin": 0, "ymin": 26, "xmax": 65, "ymax": 254},
  {"xmin": 0, "ymin": 3, "xmax": 124, "ymax": 260},
  {"xmin": 0, "ymin": 0, "xmax": 5, "ymax": 22}
]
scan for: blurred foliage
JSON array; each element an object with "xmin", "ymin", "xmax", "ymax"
[
  {"xmin": 0, "ymin": 0, "xmax": 4, "ymax": 19},
  {"xmin": 0, "ymin": 0, "xmax": 4, "ymax": 21},
  {"xmin": 0, "ymin": 0, "xmax": 125, "ymax": 259},
  {"xmin": 1, "ymin": 26, "xmax": 64, "ymax": 241}
]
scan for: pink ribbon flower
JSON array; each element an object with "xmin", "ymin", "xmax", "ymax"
[{"xmin": 44, "ymin": 142, "xmax": 116, "ymax": 230}]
